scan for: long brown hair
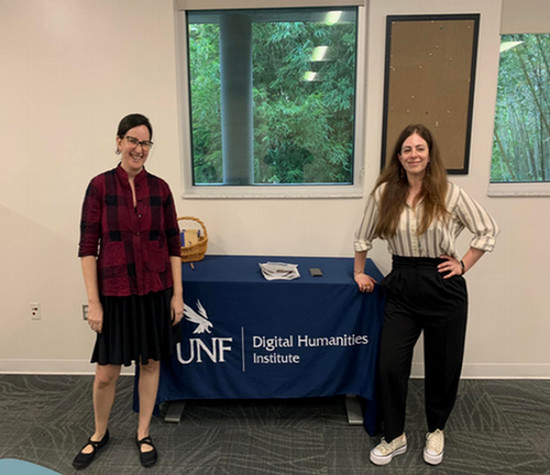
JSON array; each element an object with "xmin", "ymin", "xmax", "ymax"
[{"xmin": 374, "ymin": 124, "xmax": 449, "ymax": 238}]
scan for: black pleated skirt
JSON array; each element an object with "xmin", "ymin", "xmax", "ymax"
[{"xmin": 91, "ymin": 288, "xmax": 178, "ymax": 366}]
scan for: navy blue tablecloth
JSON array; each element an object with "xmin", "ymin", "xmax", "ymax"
[{"xmin": 140, "ymin": 255, "xmax": 384, "ymax": 434}]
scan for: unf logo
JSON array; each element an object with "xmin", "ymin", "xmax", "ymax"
[
  {"xmin": 183, "ymin": 299, "xmax": 213, "ymax": 334},
  {"xmin": 176, "ymin": 300, "xmax": 232, "ymax": 364}
]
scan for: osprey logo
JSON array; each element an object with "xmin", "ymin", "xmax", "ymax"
[
  {"xmin": 183, "ymin": 300, "xmax": 213, "ymax": 334},
  {"xmin": 176, "ymin": 300, "xmax": 233, "ymax": 365}
]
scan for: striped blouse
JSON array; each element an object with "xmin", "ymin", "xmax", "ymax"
[{"xmin": 354, "ymin": 182, "xmax": 499, "ymax": 259}]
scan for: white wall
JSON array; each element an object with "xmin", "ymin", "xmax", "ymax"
[{"xmin": 0, "ymin": 0, "xmax": 548, "ymax": 377}]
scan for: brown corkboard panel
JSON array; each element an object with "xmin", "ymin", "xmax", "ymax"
[{"xmin": 381, "ymin": 15, "xmax": 480, "ymax": 174}]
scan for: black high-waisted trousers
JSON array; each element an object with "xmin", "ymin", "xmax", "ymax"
[{"xmin": 379, "ymin": 256, "xmax": 468, "ymax": 441}]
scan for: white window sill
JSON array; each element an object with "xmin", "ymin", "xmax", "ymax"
[
  {"xmin": 488, "ymin": 182, "xmax": 550, "ymax": 197},
  {"xmin": 182, "ymin": 184, "xmax": 364, "ymax": 199}
]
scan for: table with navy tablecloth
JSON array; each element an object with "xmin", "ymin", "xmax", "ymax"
[{"xmin": 148, "ymin": 255, "xmax": 385, "ymax": 434}]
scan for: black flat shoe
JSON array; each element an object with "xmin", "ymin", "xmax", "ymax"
[
  {"xmin": 136, "ymin": 434, "xmax": 158, "ymax": 468},
  {"xmin": 72, "ymin": 429, "xmax": 110, "ymax": 470}
]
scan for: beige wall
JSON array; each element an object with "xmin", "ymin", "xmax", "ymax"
[{"xmin": 1, "ymin": 0, "xmax": 548, "ymax": 377}]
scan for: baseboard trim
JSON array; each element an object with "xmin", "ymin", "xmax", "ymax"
[
  {"xmin": 0, "ymin": 359, "xmax": 135, "ymax": 375},
  {"xmin": 411, "ymin": 363, "xmax": 550, "ymax": 379},
  {"xmin": 1, "ymin": 359, "xmax": 549, "ymax": 379}
]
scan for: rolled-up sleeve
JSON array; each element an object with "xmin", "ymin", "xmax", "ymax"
[
  {"xmin": 456, "ymin": 189, "xmax": 499, "ymax": 252},
  {"xmin": 78, "ymin": 180, "xmax": 102, "ymax": 257},
  {"xmin": 354, "ymin": 192, "xmax": 379, "ymax": 253}
]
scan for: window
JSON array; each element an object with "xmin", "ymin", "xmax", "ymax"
[
  {"xmin": 175, "ymin": 3, "xmax": 366, "ymax": 198},
  {"xmin": 489, "ymin": 33, "xmax": 550, "ymax": 196}
]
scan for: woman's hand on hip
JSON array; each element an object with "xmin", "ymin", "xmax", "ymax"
[
  {"xmin": 354, "ymin": 273, "xmax": 377, "ymax": 293},
  {"xmin": 438, "ymin": 254, "xmax": 463, "ymax": 279}
]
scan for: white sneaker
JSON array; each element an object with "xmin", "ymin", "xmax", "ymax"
[
  {"xmin": 369, "ymin": 433, "xmax": 407, "ymax": 466},
  {"xmin": 423, "ymin": 429, "xmax": 444, "ymax": 465}
]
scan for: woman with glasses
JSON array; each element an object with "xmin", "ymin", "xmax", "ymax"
[
  {"xmin": 73, "ymin": 113, "xmax": 183, "ymax": 469},
  {"xmin": 354, "ymin": 124, "xmax": 498, "ymax": 466}
]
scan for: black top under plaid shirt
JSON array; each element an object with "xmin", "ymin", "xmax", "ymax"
[{"xmin": 78, "ymin": 164, "xmax": 181, "ymax": 297}]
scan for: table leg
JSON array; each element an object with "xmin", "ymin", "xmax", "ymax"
[
  {"xmin": 345, "ymin": 395, "xmax": 364, "ymax": 425},
  {"xmin": 163, "ymin": 400, "xmax": 187, "ymax": 423}
]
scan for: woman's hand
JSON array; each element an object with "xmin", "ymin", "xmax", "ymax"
[
  {"xmin": 438, "ymin": 255, "xmax": 463, "ymax": 279},
  {"xmin": 354, "ymin": 272, "xmax": 377, "ymax": 293},
  {"xmin": 87, "ymin": 301, "xmax": 104, "ymax": 334},
  {"xmin": 171, "ymin": 293, "xmax": 184, "ymax": 326}
]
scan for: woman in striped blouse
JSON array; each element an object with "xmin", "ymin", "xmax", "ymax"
[{"xmin": 354, "ymin": 124, "xmax": 499, "ymax": 467}]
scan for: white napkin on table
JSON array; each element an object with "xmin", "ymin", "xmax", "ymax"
[{"xmin": 259, "ymin": 262, "xmax": 301, "ymax": 281}]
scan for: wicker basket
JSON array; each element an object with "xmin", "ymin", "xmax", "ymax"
[{"xmin": 178, "ymin": 216, "xmax": 208, "ymax": 263}]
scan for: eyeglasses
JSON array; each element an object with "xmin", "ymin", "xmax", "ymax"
[{"xmin": 124, "ymin": 135, "xmax": 154, "ymax": 150}]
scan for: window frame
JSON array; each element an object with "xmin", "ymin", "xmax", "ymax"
[
  {"xmin": 488, "ymin": 0, "xmax": 550, "ymax": 197},
  {"xmin": 175, "ymin": 2, "xmax": 367, "ymax": 199}
]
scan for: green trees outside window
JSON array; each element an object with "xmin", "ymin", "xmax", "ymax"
[
  {"xmin": 187, "ymin": 8, "xmax": 358, "ymax": 186},
  {"xmin": 492, "ymin": 34, "xmax": 550, "ymax": 183}
]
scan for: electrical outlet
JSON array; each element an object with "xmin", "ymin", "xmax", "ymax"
[
  {"xmin": 31, "ymin": 302, "xmax": 41, "ymax": 320},
  {"xmin": 82, "ymin": 304, "xmax": 88, "ymax": 320}
]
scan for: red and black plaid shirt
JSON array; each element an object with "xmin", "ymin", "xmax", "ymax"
[{"xmin": 78, "ymin": 164, "xmax": 181, "ymax": 296}]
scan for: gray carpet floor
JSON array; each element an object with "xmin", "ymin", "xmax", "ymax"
[{"xmin": 0, "ymin": 375, "xmax": 548, "ymax": 474}]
